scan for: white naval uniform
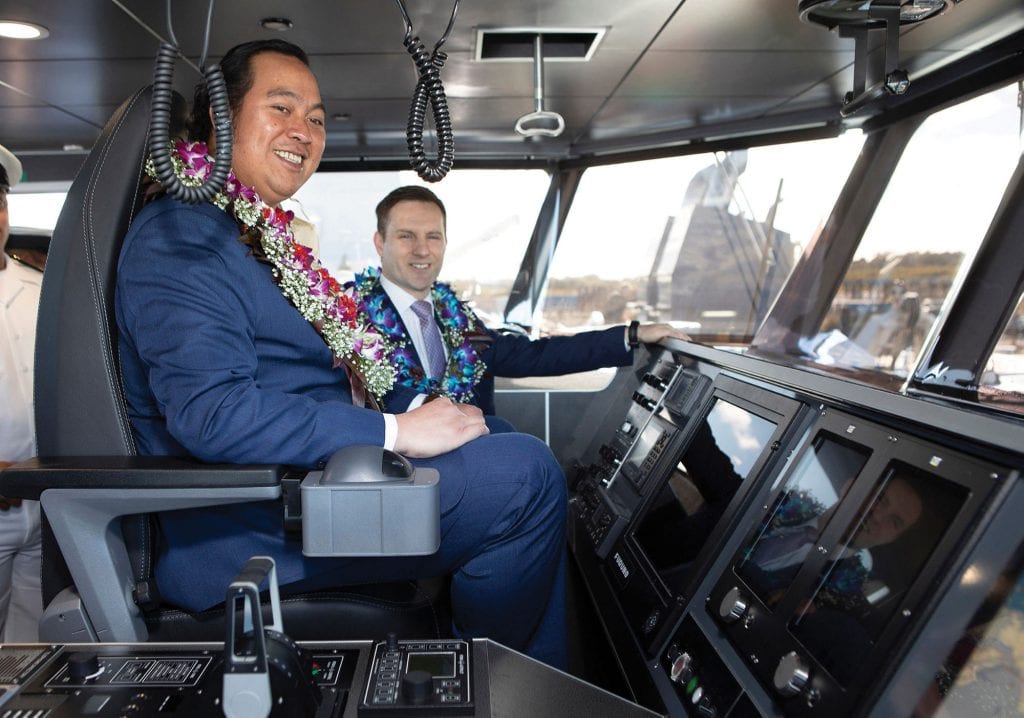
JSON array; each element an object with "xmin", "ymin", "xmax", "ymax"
[{"xmin": 0, "ymin": 258, "xmax": 43, "ymax": 642}]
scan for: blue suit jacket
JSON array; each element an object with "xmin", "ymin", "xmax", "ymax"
[
  {"xmin": 363, "ymin": 281, "xmax": 635, "ymax": 414},
  {"xmin": 117, "ymin": 200, "xmax": 422, "ymax": 467},
  {"xmin": 115, "ymin": 198, "xmax": 424, "ymax": 608}
]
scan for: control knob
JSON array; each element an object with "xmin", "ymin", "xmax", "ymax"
[
  {"xmin": 402, "ymin": 670, "xmax": 433, "ymax": 705},
  {"xmin": 67, "ymin": 652, "xmax": 101, "ymax": 682},
  {"xmin": 773, "ymin": 651, "xmax": 811, "ymax": 697},
  {"xmin": 632, "ymin": 392, "xmax": 656, "ymax": 411},
  {"xmin": 669, "ymin": 650, "xmax": 695, "ymax": 684},
  {"xmin": 599, "ymin": 444, "xmax": 622, "ymax": 466},
  {"xmin": 643, "ymin": 373, "xmax": 668, "ymax": 390},
  {"xmin": 717, "ymin": 586, "xmax": 749, "ymax": 624}
]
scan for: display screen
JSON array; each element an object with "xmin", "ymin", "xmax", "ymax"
[
  {"xmin": 620, "ymin": 418, "xmax": 669, "ymax": 490},
  {"xmin": 634, "ymin": 399, "xmax": 777, "ymax": 593},
  {"xmin": 735, "ymin": 433, "xmax": 870, "ymax": 609},
  {"xmin": 406, "ymin": 652, "xmax": 455, "ymax": 678},
  {"xmin": 789, "ymin": 463, "xmax": 968, "ymax": 686}
]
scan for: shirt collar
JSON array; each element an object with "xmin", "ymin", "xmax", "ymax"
[
  {"xmin": 0, "ymin": 262, "xmax": 37, "ymax": 308},
  {"xmin": 379, "ymin": 274, "xmax": 432, "ymax": 312}
]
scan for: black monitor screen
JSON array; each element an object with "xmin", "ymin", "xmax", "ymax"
[
  {"xmin": 620, "ymin": 418, "xmax": 671, "ymax": 491},
  {"xmin": 634, "ymin": 398, "xmax": 777, "ymax": 593},
  {"xmin": 735, "ymin": 433, "xmax": 870, "ymax": 610},
  {"xmin": 788, "ymin": 463, "xmax": 968, "ymax": 686},
  {"xmin": 406, "ymin": 652, "xmax": 455, "ymax": 678}
]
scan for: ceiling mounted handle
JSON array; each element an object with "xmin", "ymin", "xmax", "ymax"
[{"xmin": 515, "ymin": 35, "xmax": 565, "ymax": 138}]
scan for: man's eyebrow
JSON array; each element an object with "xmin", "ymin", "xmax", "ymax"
[{"xmin": 266, "ymin": 88, "xmax": 326, "ymax": 114}]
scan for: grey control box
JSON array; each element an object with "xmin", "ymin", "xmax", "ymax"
[{"xmin": 300, "ymin": 446, "xmax": 440, "ymax": 557}]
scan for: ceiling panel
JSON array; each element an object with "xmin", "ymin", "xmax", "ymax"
[{"xmin": 0, "ymin": 0, "xmax": 1018, "ymax": 176}]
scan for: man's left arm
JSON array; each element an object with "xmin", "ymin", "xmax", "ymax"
[{"xmin": 486, "ymin": 323, "xmax": 688, "ymax": 378}]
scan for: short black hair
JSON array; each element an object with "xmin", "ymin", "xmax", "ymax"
[
  {"xmin": 188, "ymin": 39, "xmax": 311, "ymax": 143},
  {"xmin": 375, "ymin": 186, "xmax": 447, "ymax": 235},
  {"xmin": 0, "ymin": 163, "xmax": 8, "ymax": 192}
]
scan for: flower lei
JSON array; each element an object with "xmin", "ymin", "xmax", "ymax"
[
  {"xmin": 146, "ymin": 140, "xmax": 396, "ymax": 402},
  {"xmin": 352, "ymin": 266, "xmax": 489, "ymax": 402}
]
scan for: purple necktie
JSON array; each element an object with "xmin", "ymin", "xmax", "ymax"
[{"xmin": 411, "ymin": 300, "xmax": 446, "ymax": 378}]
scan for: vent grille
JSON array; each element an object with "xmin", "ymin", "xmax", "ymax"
[{"xmin": 476, "ymin": 28, "xmax": 604, "ymax": 62}]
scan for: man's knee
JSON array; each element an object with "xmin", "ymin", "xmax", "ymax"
[{"xmin": 505, "ymin": 434, "xmax": 567, "ymax": 522}]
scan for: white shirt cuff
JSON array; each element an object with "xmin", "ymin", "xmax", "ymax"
[
  {"xmin": 383, "ymin": 413, "xmax": 398, "ymax": 451},
  {"xmin": 407, "ymin": 393, "xmax": 429, "ymax": 410}
]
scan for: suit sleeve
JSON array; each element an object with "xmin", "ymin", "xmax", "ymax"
[
  {"xmin": 484, "ymin": 325, "xmax": 633, "ymax": 378},
  {"xmin": 116, "ymin": 202, "xmax": 385, "ymax": 468}
]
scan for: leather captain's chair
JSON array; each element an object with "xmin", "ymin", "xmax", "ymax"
[{"xmin": 0, "ymin": 87, "xmax": 447, "ymax": 643}]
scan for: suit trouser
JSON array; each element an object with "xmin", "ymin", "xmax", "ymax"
[
  {"xmin": 157, "ymin": 432, "xmax": 569, "ymax": 668},
  {"xmin": 0, "ymin": 499, "xmax": 42, "ymax": 642}
]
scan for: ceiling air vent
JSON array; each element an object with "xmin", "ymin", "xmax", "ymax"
[{"xmin": 475, "ymin": 28, "xmax": 605, "ymax": 62}]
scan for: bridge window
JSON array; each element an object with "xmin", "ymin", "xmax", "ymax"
[
  {"xmin": 980, "ymin": 290, "xmax": 1024, "ymax": 414},
  {"xmin": 543, "ymin": 136, "xmax": 863, "ymax": 344},
  {"xmin": 809, "ymin": 82, "xmax": 1020, "ymax": 381}
]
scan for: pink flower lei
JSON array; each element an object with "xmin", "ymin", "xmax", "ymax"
[{"xmin": 146, "ymin": 140, "xmax": 396, "ymax": 402}]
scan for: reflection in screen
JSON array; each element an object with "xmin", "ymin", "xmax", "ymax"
[
  {"xmin": 735, "ymin": 434, "xmax": 870, "ymax": 610},
  {"xmin": 634, "ymin": 399, "xmax": 776, "ymax": 592},
  {"xmin": 406, "ymin": 652, "xmax": 455, "ymax": 677},
  {"xmin": 790, "ymin": 464, "xmax": 967, "ymax": 686}
]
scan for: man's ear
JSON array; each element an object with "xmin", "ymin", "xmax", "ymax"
[{"xmin": 373, "ymin": 231, "xmax": 385, "ymax": 256}]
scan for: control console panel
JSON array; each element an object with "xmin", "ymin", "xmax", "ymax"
[{"xmin": 359, "ymin": 636, "xmax": 473, "ymax": 715}]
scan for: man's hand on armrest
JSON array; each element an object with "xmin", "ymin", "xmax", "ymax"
[{"xmin": 394, "ymin": 398, "xmax": 489, "ymax": 458}]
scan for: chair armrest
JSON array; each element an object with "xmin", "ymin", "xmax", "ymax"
[
  {"xmin": 0, "ymin": 456, "xmax": 287, "ymax": 643},
  {"xmin": 0, "ymin": 455, "xmax": 285, "ymax": 500}
]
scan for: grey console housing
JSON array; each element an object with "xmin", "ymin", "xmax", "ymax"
[{"xmin": 300, "ymin": 446, "xmax": 440, "ymax": 556}]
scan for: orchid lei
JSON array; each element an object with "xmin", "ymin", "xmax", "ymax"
[
  {"xmin": 352, "ymin": 266, "xmax": 489, "ymax": 402},
  {"xmin": 146, "ymin": 140, "xmax": 396, "ymax": 402}
]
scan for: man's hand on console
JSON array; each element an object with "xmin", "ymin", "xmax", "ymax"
[
  {"xmin": 637, "ymin": 323, "xmax": 691, "ymax": 344},
  {"xmin": 394, "ymin": 397, "xmax": 489, "ymax": 458}
]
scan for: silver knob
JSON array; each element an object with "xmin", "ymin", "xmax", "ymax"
[
  {"xmin": 717, "ymin": 586, "xmax": 749, "ymax": 624},
  {"xmin": 669, "ymin": 651, "xmax": 694, "ymax": 684},
  {"xmin": 773, "ymin": 651, "xmax": 810, "ymax": 697}
]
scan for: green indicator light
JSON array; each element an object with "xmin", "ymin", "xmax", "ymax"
[{"xmin": 686, "ymin": 677, "xmax": 698, "ymax": 695}]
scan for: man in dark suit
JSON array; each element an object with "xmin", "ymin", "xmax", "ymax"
[
  {"xmin": 116, "ymin": 40, "xmax": 569, "ymax": 669},
  {"xmin": 352, "ymin": 186, "xmax": 689, "ymax": 414}
]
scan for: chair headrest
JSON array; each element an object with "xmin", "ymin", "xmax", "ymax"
[{"xmin": 35, "ymin": 87, "xmax": 187, "ymax": 456}]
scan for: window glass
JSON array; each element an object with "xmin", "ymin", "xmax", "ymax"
[
  {"xmin": 6, "ymin": 185, "xmax": 69, "ymax": 231},
  {"xmin": 805, "ymin": 83, "xmax": 1020, "ymax": 379},
  {"xmin": 979, "ymin": 291, "xmax": 1024, "ymax": 414},
  {"xmin": 293, "ymin": 169, "xmax": 550, "ymax": 321},
  {"xmin": 542, "ymin": 135, "xmax": 863, "ymax": 341}
]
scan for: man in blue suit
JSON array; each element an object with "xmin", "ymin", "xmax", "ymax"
[
  {"xmin": 116, "ymin": 39, "xmax": 567, "ymax": 668},
  {"xmin": 353, "ymin": 186, "xmax": 688, "ymax": 414}
]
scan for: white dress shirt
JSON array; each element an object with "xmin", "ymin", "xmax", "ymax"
[{"xmin": 0, "ymin": 259, "xmax": 41, "ymax": 462}]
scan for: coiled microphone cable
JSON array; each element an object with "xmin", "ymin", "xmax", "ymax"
[
  {"xmin": 149, "ymin": 0, "xmax": 232, "ymax": 204},
  {"xmin": 395, "ymin": 0, "xmax": 459, "ymax": 183}
]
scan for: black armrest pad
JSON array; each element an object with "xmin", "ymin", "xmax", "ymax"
[{"xmin": 0, "ymin": 456, "xmax": 288, "ymax": 500}]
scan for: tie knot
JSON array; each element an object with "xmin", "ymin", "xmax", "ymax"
[{"xmin": 411, "ymin": 300, "xmax": 433, "ymax": 321}]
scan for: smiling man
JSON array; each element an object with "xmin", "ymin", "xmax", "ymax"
[
  {"xmin": 116, "ymin": 39, "xmax": 569, "ymax": 668},
  {"xmin": 354, "ymin": 185, "xmax": 689, "ymax": 414}
]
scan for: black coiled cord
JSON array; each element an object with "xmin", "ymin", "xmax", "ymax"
[
  {"xmin": 149, "ymin": 0, "xmax": 231, "ymax": 203},
  {"xmin": 149, "ymin": 44, "xmax": 232, "ymax": 203},
  {"xmin": 396, "ymin": 0, "xmax": 459, "ymax": 183}
]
